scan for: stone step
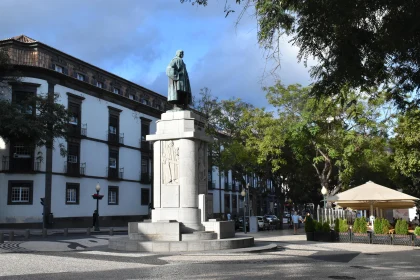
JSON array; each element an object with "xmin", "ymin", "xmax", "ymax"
[
  {"xmin": 181, "ymin": 231, "xmax": 217, "ymax": 241},
  {"xmin": 109, "ymin": 236, "xmax": 255, "ymax": 252}
]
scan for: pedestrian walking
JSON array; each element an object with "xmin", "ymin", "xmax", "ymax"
[{"xmin": 291, "ymin": 211, "xmax": 303, "ymax": 235}]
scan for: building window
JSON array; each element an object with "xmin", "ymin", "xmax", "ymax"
[
  {"xmin": 96, "ymin": 81, "xmax": 103, "ymax": 88},
  {"xmin": 55, "ymin": 65, "xmax": 63, "ymax": 73},
  {"xmin": 108, "ymin": 186, "xmax": 119, "ymax": 205},
  {"xmin": 109, "ymin": 149, "xmax": 118, "ymax": 169},
  {"xmin": 76, "ymin": 73, "xmax": 85, "ymax": 81},
  {"xmin": 113, "ymin": 88, "xmax": 120, "ymax": 95},
  {"xmin": 129, "ymin": 94, "xmax": 134, "ymax": 100},
  {"xmin": 141, "ymin": 98, "xmax": 149, "ymax": 105},
  {"xmin": 109, "ymin": 157, "xmax": 117, "ymax": 168},
  {"xmin": 13, "ymin": 90, "xmax": 34, "ymax": 114},
  {"xmin": 8, "ymin": 181, "xmax": 33, "ymax": 205},
  {"xmin": 141, "ymin": 188, "xmax": 150, "ymax": 205},
  {"xmin": 108, "ymin": 107, "xmax": 121, "ymax": 143},
  {"xmin": 108, "ymin": 148, "xmax": 119, "ymax": 179},
  {"xmin": 66, "ymin": 183, "xmax": 79, "ymax": 204},
  {"xmin": 140, "ymin": 157, "xmax": 150, "ymax": 183},
  {"xmin": 68, "ymin": 102, "xmax": 80, "ymax": 125},
  {"xmin": 141, "ymin": 121, "xmax": 150, "ymax": 142}
]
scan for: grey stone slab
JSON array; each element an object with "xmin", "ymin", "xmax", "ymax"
[
  {"xmin": 169, "ymin": 242, "xmax": 188, "ymax": 252},
  {"xmin": 152, "ymin": 242, "xmax": 170, "ymax": 252},
  {"xmin": 187, "ymin": 241, "xmax": 206, "ymax": 251}
]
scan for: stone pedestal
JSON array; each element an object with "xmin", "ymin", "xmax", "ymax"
[
  {"xmin": 146, "ymin": 110, "xmax": 212, "ymax": 233},
  {"xmin": 109, "ymin": 110, "xmax": 253, "ymax": 252}
]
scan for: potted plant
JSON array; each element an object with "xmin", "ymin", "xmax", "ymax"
[
  {"xmin": 304, "ymin": 215, "xmax": 315, "ymax": 241},
  {"xmin": 351, "ymin": 217, "xmax": 370, "ymax": 244},
  {"xmin": 414, "ymin": 226, "xmax": 420, "ymax": 246},
  {"xmin": 392, "ymin": 219, "xmax": 412, "ymax": 246},
  {"xmin": 335, "ymin": 218, "xmax": 351, "ymax": 242},
  {"xmin": 314, "ymin": 221, "xmax": 332, "ymax": 242},
  {"xmin": 372, "ymin": 218, "xmax": 392, "ymax": 245}
]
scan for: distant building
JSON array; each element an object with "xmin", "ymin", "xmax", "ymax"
[{"xmin": 0, "ymin": 35, "xmax": 167, "ymax": 228}]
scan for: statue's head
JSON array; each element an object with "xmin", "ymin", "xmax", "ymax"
[{"xmin": 176, "ymin": 50, "xmax": 184, "ymax": 58}]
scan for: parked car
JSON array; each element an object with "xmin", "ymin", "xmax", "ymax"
[
  {"xmin": 257, "ymin": 216, "xmax": 270, "ymax": 230},
  {"xmin": 236, "ymin": 216, "xmax": 249, "ymax": 230},
  {"xmin": 264, "ymin": 215, "xmax": 279, "ymax": 224}
]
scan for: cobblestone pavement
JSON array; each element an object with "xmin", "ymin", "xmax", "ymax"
[{"xmin": 0, "ymin": 229, "xmax": 419, "ymax": 279}]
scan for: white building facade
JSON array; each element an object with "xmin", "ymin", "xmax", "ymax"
[{"xmin": 0, "ymin": 35, "xmax": 167, "ymax": 228}]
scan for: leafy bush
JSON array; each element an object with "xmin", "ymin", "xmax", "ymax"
[
  {"xmin": 359, "ymin": 218, "xmax": 368, "ymax": 233},
  {"xmin": 414, "ymin": 226, "xmax": 420, "ymax": 236},
  {"xmin": 334, "ymin": 218, "xmax": 339, "ymax": 232},
  {"xmin": 315, "ymin": 221, "xmax": 323, "ymax": 232},
  {"xmin": 353, "ymin": 218, "xmax": 367, "ymax": 234},
  {"xmin": 353, "ymin": 218, "xmax": 360, "ymax": 233},
  {"xmin": 304, "ymin": 215, "xmax": 315, "ymax": 232},
  {"xmin": 322, "ymin": 222, "xmax": 330, "ymax": 232},
  {"xmin": 338, "ymin": 218, "xmax": 349, "ymax": 233},
  {"xmin": 374, "ymin": 218, "xmax": 390, "ymax": 234},
  {"xmin": 395, "ymin": 219, "xmax": 408, "ymax": 235}
]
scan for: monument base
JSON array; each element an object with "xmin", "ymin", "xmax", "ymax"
[{"xmin": 109, "ymin": 235, "xmax": 254, "ymax": 252}]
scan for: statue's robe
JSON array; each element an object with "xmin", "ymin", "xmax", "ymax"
[{"xmin": 166, "ymin": 56, "xmax": 192, "ymax": 105}]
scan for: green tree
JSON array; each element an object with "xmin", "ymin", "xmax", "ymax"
[
  {"xmin": 0, "ymin": 48, "xmax": 69, "ymax": 156},
  {"xmin": 264, "ymin": 82, "xmax": 392, "ymax": 196},
  {"xmin": 182, "ymin": 0, "xmax": 420, "ymax": 106}
]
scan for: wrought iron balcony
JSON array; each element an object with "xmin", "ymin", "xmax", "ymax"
[
  {"xmin": 81, "ymin": 124, "xmax": 87, "ymax": 137},
  {"xmin": 140, "ymin": 140, "xmax": 151, "ymax": 151},
  {"xmin": 107, "ymin": 167, "xmax": 124, "ymax": 180},
  {"xmin": 140, "ymin": 172, "xmax": 151, "ymax": 184},
  {"xmin": 1, "ymin": 156, "xmax": 40, "ymax": 172},
  {"xmin": 108, "ymin": 132, "xmax": 124, "ymax": 144},
  {"xmin": 64, "ymin": 161, "xmax": 81, "ymax": 176}
]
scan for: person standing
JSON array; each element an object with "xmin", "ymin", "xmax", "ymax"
[
  {"xmin": 291, "ymin": 211, "xmax": 302, "ymax": 235},
  {"xmin": 227, "ymin": 213, "xmax": 231, "ymax": 221}
]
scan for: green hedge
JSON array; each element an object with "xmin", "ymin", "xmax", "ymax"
[
  {"xmin": 395, "ymin": 219, "xmax": 408, "ymax": 235},
  {"xmin": 414, "ymin": 226, "xmax": 420, "ymax": 236},
  {"xmin": 334, "ymin": 218, "xmax": 349, "ymax": 233},
  {"xmin": 304, "ymin": 215, "xmax": 315, "ymax": 232},
  {"xmin": 373, "ymin": 218, "xmax": 390, "ymax": 234},
  {"xmin": 353, "ymin": 217, "xmax": 367, "ymax": 233}
]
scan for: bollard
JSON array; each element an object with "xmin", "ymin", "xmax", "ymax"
[
  {"xmin": 0, "ymin": 232, "xmax": 4, "ymax": 243},
  {"xmin": 63, "ymin": 228, "xmax": 68, "ymax": 237},
  {"xmin": 87, "ymin": 227, "xmax": 91, "ymax": 236},
  {"xmin": 42, "ymin": 228, "xmax": 47, "ymax": 238},
  {"xmin": 110, "ymin": 228, "xmax": 114, "ymax": 236},
  {"xmin": 24, "ymin": 229, "xmax": 30, "ymax": 240},
  {"xmin": 9, "ymin": 231, "xmax": 14, "ymax": 241}
]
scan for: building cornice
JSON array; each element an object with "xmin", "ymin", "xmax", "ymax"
[{"xmin": 0, "ymin": 38, "xmax": 171, "ymax": 113}]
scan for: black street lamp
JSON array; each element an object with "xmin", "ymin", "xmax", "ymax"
[
  {"xmin": 92, "ymin": 183, "xmax": 103, "ymax": 231},
  {"xmin": 241, "ymin": 186, "xmax": 247, "ymax": 234}
]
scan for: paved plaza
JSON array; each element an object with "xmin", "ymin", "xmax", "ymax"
[{"xmin": 0, "ymin": 228, "xmax": 419, "ymax": 279}]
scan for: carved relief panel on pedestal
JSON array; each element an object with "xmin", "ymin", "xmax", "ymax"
[{"xmin": 161, "ymin": 140, "xmax": 179, "ymax": 185}]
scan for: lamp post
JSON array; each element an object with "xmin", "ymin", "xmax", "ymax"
[
  {"xmin": 92, "ymin": 183, "xmax": 103, "ymax": 232},
  {"xmin": 246, "ymin": 183, "xmax": 251, "ymax": 218},
  {"xmin": 321, "ymin": 185, "xmax": 327, "ymax": 208},
  {"xmin": 241, "ymin": 187, "xmax": 247, "ymax": 234}
]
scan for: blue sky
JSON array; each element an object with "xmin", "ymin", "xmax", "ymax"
[{"xmin": 0, "ymin": 0, "xmax": 314, "ymax": 108}]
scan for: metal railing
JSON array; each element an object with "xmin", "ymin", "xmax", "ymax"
[
  {"xmin": 1, "ymin": 156, "xmax": 40, "ymax": 172},
  {"xmin": 107, "ymin": 167, "xmax": 124, "ymax": 180},
  {"xmin": 81, "ymin": 124, "xmax": 87, "ymax": 137}
]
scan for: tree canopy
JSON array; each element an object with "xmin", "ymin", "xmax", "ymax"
[
  {"xmin": 0, "ymin": 48, "xmax": 69, "ymax": 155},
  {"xmin": 182, "ymin": 0, "xmax": 420, "ymax": 107}
]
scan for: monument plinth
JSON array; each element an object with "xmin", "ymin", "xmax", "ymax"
[
  {"xmin": 108, "ymin": 50, "xmax": 253, "ymax": 252},
  {"xmin": 147, "ymin": 110, "xmax": 212, "ymax": 233}
]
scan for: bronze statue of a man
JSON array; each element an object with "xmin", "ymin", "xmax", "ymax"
[{"xmin": 166, "ymin": 50, "xmax": 192, "ymax": 108}]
